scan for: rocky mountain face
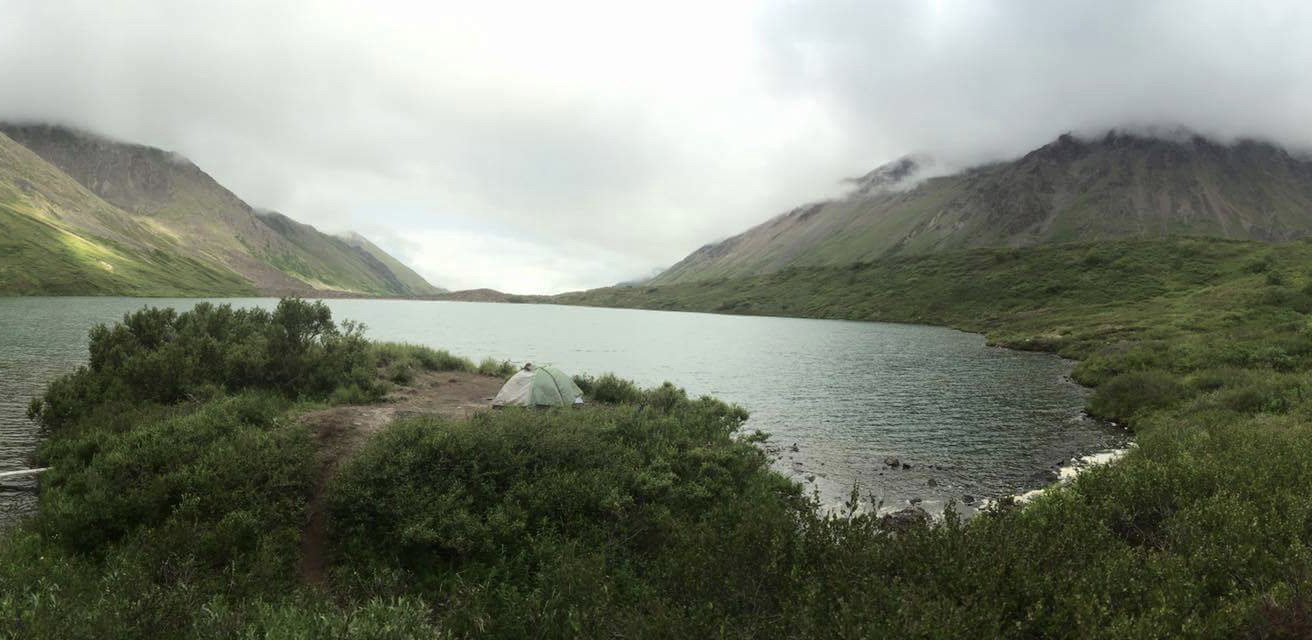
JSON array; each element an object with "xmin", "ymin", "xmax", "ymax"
[
  {"xmin": 0, "ymin": 123, "xmax": 441, "ymax": 296},
  {"xmin": 654, "ymin": 131, "xmax": 1312, "ymax": 284},
  {"xmin": 0, "ymin": 129, "xmax": 253, "ymax": 295}
]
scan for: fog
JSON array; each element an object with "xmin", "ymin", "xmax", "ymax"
[{"xmin": 2, "ymin": 0, "xmax": 1309, "ymax": 292}]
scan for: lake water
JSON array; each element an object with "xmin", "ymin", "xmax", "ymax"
[{"xmin": 0, "ymin": 297, "xmax": 1127, "ymax": 524}]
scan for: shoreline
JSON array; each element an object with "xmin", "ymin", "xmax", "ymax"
[{"xmin": 999, "ymin": 443, "xmax": 1136, "ymax": 508}]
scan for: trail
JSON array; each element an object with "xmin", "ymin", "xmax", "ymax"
[{"xmin": 296, "ymin": 370, "xmax": 503, "ymax": 585}]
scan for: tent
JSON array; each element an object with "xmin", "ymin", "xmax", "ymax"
[{"xmin": 492, "ymin": 364, "xmax": 584, "ymax": 408}]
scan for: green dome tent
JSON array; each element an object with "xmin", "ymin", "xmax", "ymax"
[{"xmin": 492, "ymin": 364, "xmax": 584, "ymax": 408}]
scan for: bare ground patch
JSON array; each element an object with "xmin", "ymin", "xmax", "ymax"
[{"xmin": 296, "ymin": 370, "xmax": 505, "ymax": 585}]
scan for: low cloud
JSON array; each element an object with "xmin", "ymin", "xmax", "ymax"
[
  {"xmin": 3, "ymin": 1, "xmax": 1311, "ymax": 292},
  {"xmin": 762, "ymin": 0, "xmax": 1312, "ymax": 166}
]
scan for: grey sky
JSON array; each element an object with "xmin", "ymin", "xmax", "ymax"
[{"xmin": 2, "ymin": 0, "xmax": 1310, "ymax": 293}]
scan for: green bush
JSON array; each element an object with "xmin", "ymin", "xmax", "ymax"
[
  {"xmin": 326, "ymin": 388, "xmax": 796, "ymax": 637},
  {"xmin": 28, "ymin": 299, "xmax": 377, "ymax": 431},
  {"xmin": 370, "ymin": 343, "xmax": 513, "ymax": 381},
  {"xmin": 373, "ymin": 342, "xmax": 476, "ymax": 373},
  {"xmin": 34, "ymin": 392, "xmax": 310, "ymax": 556},
  {"xmin": 215, "ymin": 596, "xmax": 449, "ymax": 639},
  {"xmin": 0, "ymin": 393, "xmax": 314, "ymax": 637},
  {"xmin": 573, "ymin": 373, "xmax": 643, "ymax": 404},
  {"xmin": 477, "ymin": 357, "xmax": 516, "ymax": 378},
  {"xmin": 1087, "ymin": 370, "xmax": 1186, "ymax": 422}
]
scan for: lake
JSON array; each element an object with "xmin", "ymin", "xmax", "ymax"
[{"xmin": 0, "ymin": 297, "xmax": 1127, "ymax": 524}]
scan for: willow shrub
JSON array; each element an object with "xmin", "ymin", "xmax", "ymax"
[
  {"xmin": 325, "ymin": 390, "xmax": 811, "ymax": 638},
  {"xmin": 28, "ymin": 299, "xmax": 380, "ymax": 431},
  {"xmin": 571, "ymin": 372, "xmax": 646, "ymax": 404},
  {"xmin": 1086, "ymin": 370, "xmax": 1187, "ymax": 422},
  {"xmin": 0, "ymin": 392, "xmax": 314, "ymax": 638}
]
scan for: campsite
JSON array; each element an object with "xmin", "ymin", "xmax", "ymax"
[{"xmin": 8, "ymin": 2, "xmax": 1312, "ymax": 637}]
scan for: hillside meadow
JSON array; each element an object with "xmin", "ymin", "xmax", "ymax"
[{"xmin": 7, "ymin": 238, "xmax": 1312, "ymax": 636}]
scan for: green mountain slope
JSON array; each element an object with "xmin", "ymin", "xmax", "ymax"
[
  {"xmin": 255, "ymin": 211, "xmax": 442, "ymax": 296},
  {"xmin": 0, "ymin": 132, "xmax": 254, "ymax": 295},
  {"xmin": 655, "ymin": 131, "xmax": 1312, "ymax": 284},
  {"xmin": 0, "ymin": 123, "xmax": 441, "ymax": 296},
  {"xmin": 339, "ymin": 231, "xmax": 447, "ymax": 295}
]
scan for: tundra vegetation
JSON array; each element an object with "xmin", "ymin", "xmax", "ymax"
[{"xmin": 6, "ymin": 237, "xmax": 1312, "ymax": 637}]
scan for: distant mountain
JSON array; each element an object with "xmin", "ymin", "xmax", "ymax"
[
  {"xmin": 339, "ymin": 231, "xmax": 446, "ymax": 295},
  {"xmin": 655, "ymin": 131, "xmax": 1312, "ymax": 284},
  {"xmin": 435, "ymin": 288, "xmax": 528, "ymax": 303},
  {"xmin": 612, "ymin": 267, "xmax": 667, "ymax": 288},
  {"xmin": 0, "ymin": 123, "xmax": 441, "ymax": 296}
]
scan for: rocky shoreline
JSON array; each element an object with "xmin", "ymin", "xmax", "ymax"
[
  {"xmin": 773, "ymin": 411, "xmax": 1133, "ymax": 523},
  {"xmin": 875, "ymin": 443, "xmax": 1136, "ymax": 528}
]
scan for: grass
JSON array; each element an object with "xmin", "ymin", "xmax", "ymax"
[
  {"xmin": 12, "ymin": 237, "xmax": 1312, "ymax": 636},
  {"xmin": 560, "ymin": 236, "xmax": 1304, "ymax": 357},
  {"xmin": 0, "ymin": 201, "xmax": 254, "ymax": 296},
  {"xmin": 372, "ymin": 341, "xmax": 515, "ymax": 385}
]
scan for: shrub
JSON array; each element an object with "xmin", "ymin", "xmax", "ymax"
[
  {"xmin": 1216, "ymin": 384, "xmax": 1294, "ymax": 414},
  {"xmin": 574, "ymin": 373, "xmax": 643, "ymax": 404},
  {"xmin": 34, "ymin": 393, "xmax": 311, "ymax": 556},
  {"xmin": 0, "ymin": 392, "xmax": 315, "ymax": 638},
  {"xmin": 218, "ymin": 596, "xmax": 448, "ymax": 639},
  {"xmin": 1087, "ymin": 370, "xmax": 1186, "ymax": 423},
  {"xmin": 645, "ymin": 381, "xmax": 687, "ymax": 412},
  {"xmin": 477, "ymin": 357, "xmax": 516, "ymax": 378},
  {"xmin": 28, "ymin": 299, "xmax": 375, "ymax": 431},
  {"xmin": 372, "ymin": 342, "xmax": 475, "ymax": 372},
  {"xmin": 326, "ymin": 387, "xmax": 793, "ymax": 638},
  {"xmin": 371, "ymin": 343, "xmax": 514, "ymax": 380}
]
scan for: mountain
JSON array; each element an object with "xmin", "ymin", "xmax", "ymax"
[
  {"xmin": 0, "ymin": 123, "xmax": 441, "ymax": 296},
  {"xmin": 0, "ymin": 130, "xmax": 253, "ymax": 295},
  {"xmin": 654, "ymin": 130, "xmax": 1312, "ymax": 284},
  {"xmin": 339, "ymin": 231, "xmax": 446, "ymax": 295}
]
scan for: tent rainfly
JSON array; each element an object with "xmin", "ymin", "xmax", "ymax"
[{"xmin": 492, "ymin": 364, "xmax": 584, "ymax": 408}]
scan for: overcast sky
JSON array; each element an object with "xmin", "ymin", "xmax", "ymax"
[{"xmin": 3, "ymin": 1, "xmax": 1312, "ymax": 293}]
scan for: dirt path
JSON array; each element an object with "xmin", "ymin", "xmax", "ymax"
[{"xmin": 296, "ymin": 370, "xmax": 504, "ymax": 585}]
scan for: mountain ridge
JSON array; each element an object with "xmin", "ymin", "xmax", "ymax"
[
  {"xmin": 0, "ymin": 123, "xmax": 441, "ymax": 296},
  {"xmin": 654, "ymin": 130, "xmax": 1312, "ymax": 284},
  {"xmin": 0, "ymin": 130, "xmax": 255, "ymax": 295},
  {"xmin": 338, "ymin": 231, "xmax": 447, "ymax": 295}
]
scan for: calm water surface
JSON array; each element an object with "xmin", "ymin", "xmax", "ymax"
[{"xmin": 0, "ymin": 297, "xmax": 1127, "ymax": 524}]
